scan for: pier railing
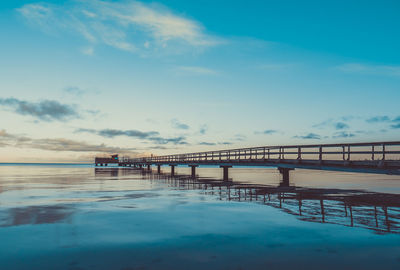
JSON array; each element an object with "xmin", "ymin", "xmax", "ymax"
[{"xmin": 129, "ymin": 141, "xmax": 400, "ymax": 165}]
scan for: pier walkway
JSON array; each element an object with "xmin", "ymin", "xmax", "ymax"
[{"xmin": 95, "ymin": 141, "xmax": 400, "ymax": 181}]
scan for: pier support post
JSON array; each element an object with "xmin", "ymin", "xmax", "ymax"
[
  {"xmin": 147, "ymin": 164, "xmax": 151, "ymax": 171},
  {"xmin": 169, "ymin": 165, "xmax": 175, "ymax": 176},
  {"xmin": 189, "ymin": 165, "xmax": 198, "ymax": 178},
  {"xmin": 220, "ymin": 165, "xmax": 232, "ymax": 181},
  {"xmin": 157, "ymin": 165, "xmax": 161, "ymax": 174},
  {"xmin": 278, "ymin": 167, "xmax": 294, "ymax": 186}
]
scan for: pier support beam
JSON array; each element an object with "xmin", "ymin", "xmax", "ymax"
[
  {"xmin": 157, "ymin": 165, "xmax": 161, "ymax": 174},
  {"xmin": 189, "ymin": 165, "xmax": 198, "ymax": 178},
  {"xmin": 278, "ymin": 167, "xmax": 294, "ymax": 186},
  {"xmin": 147, "ymin": 164, "xmax": 151, "ymax": 171},
  {"xmin": 169, "ymin": 165, "xmax": 176, "ymax": 176},
  {"xmin": 220, "ymin": 165, "xmax": 232, "ymax": 181}
]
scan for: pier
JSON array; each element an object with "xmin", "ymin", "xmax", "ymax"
[{"xmin": 95, "ymin": 141, "xmax": 400, "ymax": 182}]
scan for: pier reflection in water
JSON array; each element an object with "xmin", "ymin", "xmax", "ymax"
[{"xmin": 96, "ymin": 168, "xmax": 400, "ymax": 234}]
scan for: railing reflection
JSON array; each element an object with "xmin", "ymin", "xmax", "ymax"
[{"xmin": 95, "ymin": 168, "xmax": 400, "ymax": 234}]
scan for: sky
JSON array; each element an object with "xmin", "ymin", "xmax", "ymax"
[{"xmin": 0, "ymin": 0, "xmax": 399, "ymax": 162}]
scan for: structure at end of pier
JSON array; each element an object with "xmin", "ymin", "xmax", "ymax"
[{"xmin": 95, "ymin": 154, "xmax": 119, "ymax": 167}]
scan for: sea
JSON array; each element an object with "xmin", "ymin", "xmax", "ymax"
[{"xmin": 0, "ymin": 163, "xmax": 399, "ymax": 270}]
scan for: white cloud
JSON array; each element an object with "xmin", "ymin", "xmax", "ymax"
[
  {"xmin": 113, "ymin": 1, "xmax": 216, "ymax": 46},
  {"xmin": 17, "ymin": 0, "xmax": 220, "ymax": 54},
  {"xmin": 336, "ymin": 63, "xmax": 400, "ymax": 77}
]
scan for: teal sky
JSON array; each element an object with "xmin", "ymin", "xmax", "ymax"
[{"xmin": 0, "ymin": 0, "xmax": 399, "ymax": 162}]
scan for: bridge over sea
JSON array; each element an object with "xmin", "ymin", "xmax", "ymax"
[{"xmin": 95, "ymin": 141, "xmax": 400, "ymax": 183}]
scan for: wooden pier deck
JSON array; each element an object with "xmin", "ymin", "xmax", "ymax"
[{"xmin": 95, "ymin": 141, "xmax": 400, "ymax": 180}]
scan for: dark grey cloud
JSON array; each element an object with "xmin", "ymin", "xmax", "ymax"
[
  {"xmin": 264, "ymin": 129, "xmax": 277, "ymax": 134},
  {"xmin": 335, "ymin": 122, "xmax": 349, "ymax": 130},
  {"xmin": 85, "ymin": 109, "xmax": 101, "ymax": 116},
  {"xmin": 332, "ymin": 131, "xmax": 356, "ymax": 138},
  {"xmin": 312, "ymin": 115, "xmax": 400, "ymax": 133},
  {"xmin": 366, "ymin": 116, "xmax": 391, "ymax": 123},
  {"xmin": 143, "ymin": 146, "xmax": 171, "ymax": 150},
  {"xmin": 312, "ymin": 119, "xmax": 333, "ymax": 129},
  {"xmin": 0, "ymin": 130, "xmax": 11, "ymax": 146},
  {"xmin": 75, "ymin": 128, "xmax": 96, "ymax": 134},
  {"xmin": 171, "ymin": 119, "xmax": 189, "ymax": 130},
  {"xmin": 293, "ymin": 133, "xmax": 321, "ymax": 140},
  {"xmin": 362, "ymin": 115, "xmax": 400, "ymax": 129},
  {"xmin": 313, "ymin": 119, "xmax": 351, "ymax": 130},
  {"xmin": 198, "ymin": 141, "xmax": 233, "ymax": 146},
  {"xmin": 99, "ymin": 129, "xmax": 159, "ymax": 138},
  {"xmin": 366, "ymin": 115, "xmax": 400, "ymax": 129},
  {"xmin": 64, "ymin": 86, "xmax": 85, "ymax": 96},
  {"xmin": 218, "ymin": 142, "xmax": 232, "ymax": 145},
  {"xmin": 27, "ymin": 138, "xmax": 136, "ymax": 153},
  {"xmin": 254, "ymin": 129, "xmax": 279, "ymax": 135},
  {"xmin": 199, "ymin": 124, "xmax": 208, "ymax": 135},
  {"xmin": 0, "ymin": 97, "xmax": 79, "ymax": 121},
  {"xmin": 389, "ymin": 116, "xmax": 400, "ymax": 128},
  {"xmin": 149, "ymin": 136, "xmax": 188, "ymax": 145},
  {"xmin": 263, "ymin": 129, "xmax": 278, "ymax": 135},
  {"xmin": 0, "ymin": 129, "xmax": 33, "ymax": 144},
  {"xmin": 199, "ymin": 142, "xmax": 216, "ymax": 146},
  {"xmin": 0, "ymin": 130, "xmax": 136, "ymax": 154},
  {"xmin": 76, "ymin": 128, "xmax": 188, "ymax": 145},
  {"xmin": 75, "ymin": 128, "xmax": 159, "ymax": 139}
]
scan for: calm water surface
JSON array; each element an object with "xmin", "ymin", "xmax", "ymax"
[{"xmin": 0, "ymin": 164, "xmax": 400, "ymax": 270}]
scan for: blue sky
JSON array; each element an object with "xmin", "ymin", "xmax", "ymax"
[{"xmin": 0, "ymin": 0, "xmax": 399, "ymax": 162}]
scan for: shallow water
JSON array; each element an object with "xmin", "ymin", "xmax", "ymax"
[{"xmin": 0, "ymin": 164, "xmax": 400, "ymax": 270}]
